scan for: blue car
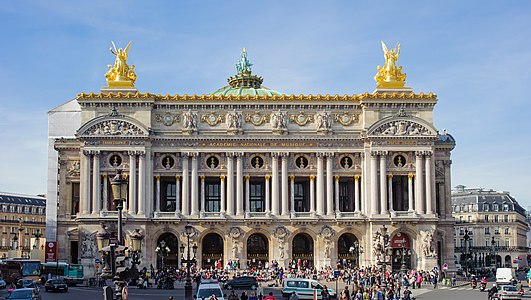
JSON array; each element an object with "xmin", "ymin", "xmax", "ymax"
[{"xmin": 5, "ymin": 288, "xmax": 41, "ymax": 300}]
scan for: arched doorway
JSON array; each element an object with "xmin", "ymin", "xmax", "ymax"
[
  {"xmin": 391, "ymin": 232, "xmax": 411, "ymax": 272},
  {"xmin": 505, "ymin": 255, "xmax": 512, "ymax": 267},
  {"xmin": 202, "ymin": 233, "xmax": 224, "ymax": 269},
  {"xmin": 337, "ymin": 233, "xmax": 360, "ymax": 268},
  {"xmin": 247, "ymin": 233, "xmax": 269, "ymax": 269},
  {"xmin": 292, "ymin": 233, "xmax": 314, "ymax": 268},
  {"xmin": 156, "ymin": 233, "xmax": 179, "ymax": 268}
]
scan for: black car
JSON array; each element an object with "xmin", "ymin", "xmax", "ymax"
[
  {"xmin": 223, "ymin": 276, "xmax": 257, "ymax": 290},
  {"xmin": 44, "ymin": 279, "xmax": 68, "ymax": 292}
]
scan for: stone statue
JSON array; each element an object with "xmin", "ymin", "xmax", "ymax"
[
  {"xmin": 236, "ymin": 48, "xmax": 253, "ymax": 74},
  {"xmin": 374, "ymin": 41, "xmax": 406, "ymax": 88},
  {"xmin": 270, "ymin": 110, "xmax": 287, "ymax": 130},
  {"xmin": 80, "ymin": 232, "xmax": 97, "ymax": 258},
  {"xmin": 226, "ymin": 110, "xmax": 243, "ymax": 130},
  {"xmin": 105, "ymin": 41, "xmax": 137, "ymax": 86},
  {"xmin": 316, "ymin": 111, "xmax": 332, "ymax": 131},
  {"xmin": 232, "ymin": 242, "xmax": 239, "ymax": 258},
  {"xmin": 278, "ymin": 239, "xmax": 285, "ymax": 259},
  {"xmin": 183, "ymin": 110, "xmax": 198, "ymax": 131},
  {"xmin": 422, "ymin": 230, "xmax": 437, "ymax": 257},
  {"xmin": 324, "ymin": 240, "xmax": 331, "ymax": 259},
  {"xmin": 67, "ymin": 161, "xmax": 80, "ymax": 177}
]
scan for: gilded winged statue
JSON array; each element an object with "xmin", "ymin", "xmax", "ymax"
[
  {"xmin": 105, "ymin": 41, "xmax": 137, "ymax": 86},
  {"xmin": 374, "ymin": 41, "xmax": 406, "ymax": 88}
]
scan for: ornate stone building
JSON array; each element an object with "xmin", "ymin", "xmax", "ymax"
[{"xmin": 47, "ymin": 43, "xmax": 456, "ymax": 275}]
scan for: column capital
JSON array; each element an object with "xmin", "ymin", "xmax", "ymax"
[
  {"xmin": 220, "ymin": 175, "xmax": 226, "ymax": 181},
  {"xmin": 310, "ymin": 175, "xmax": 315, "ymax": 181},
  {"xmin": 175, "ymin": 175, "xmax": 181, "ymax": 180},
  {"xmin": 408, "ymin": 173, "xmax": 415, "ymax": 179},
  {"xmin": 354, "ymin": 175, "xmax": 360, "ymax": 181},
  {"xmin": 325, "ymin": 152, "xmax": 335, "ymax": 158},
  {"xmin": 245, "ymin": 175, "xmax": 250, "ymax": 181},
  {"xmin": 279, "ymin": 152, "xmax": 290, "ymax": 158},
  {"xmin": 265, "ymin": 175, "xmax": 270, "ymax": 180},
  {"xmin": 316, "ymin": 152, "xmax": 326, "ymax": 158},
  {"xmin": 387, "ymin": 174, "xmax": 393, "ymax": 179},
  {"xmin": 424, "ymin": 150, "xmax": 433, "ymax": 157},
  {"xmin": 225, "ymin": 152, "xmax": 235, "ymax": 158},
  {"xmin": 200, "ymin": 175, "xmax": 206, "ymax": 180},
  {"xmin": 289, "ymin": 175, "xmax": 295, "ymax": 181},
  {"xmin": 103, "ymin": 174, "xmax": 108, "ymax": 179},
  {"xmin": 156, "ymin": 175, "xmax": 161, "ymax": 180},
  {"xmin": 415, "ymin": 151, "xmax": 424, "ymax": 157},
  {"xmin": 334, "ymin": 175, "xmax": 340, "ymax": 181}
]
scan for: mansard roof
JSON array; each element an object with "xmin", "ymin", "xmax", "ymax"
[
  {"xmin": 452, "ymin": 188, "xmax": 526, "ymax": 215},
  {"xmin": 0, "ymin": 192, "xmax": 46, "ymax": 206}
]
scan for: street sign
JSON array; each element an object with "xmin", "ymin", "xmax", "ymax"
[
  {"xmin": 334, "ymin": 270, "xmax": 341, "ymax": 277},
  {"xmin": 95, "ymin": 258, "xmax": 101, "ymax": 264},
  {"xmin": 434, "ymin": 266, "xmax": 439, "ymax": 272},
  {"xmin": 45, "ymin": 241, "xmax": 57, "ymax": 262},
  {"xmin": 443, "ymin": 263, "xmax": 448, "ymax": 270}
]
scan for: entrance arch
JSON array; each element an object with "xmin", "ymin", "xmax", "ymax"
[
  {"xmin": 247, "ymin": 233, "xmax": 269, "ymax": 268},
  {"xmin": 202, "ymin": 233, "xmax": 224, "ymax": 269},
  {"xmin": 292, "ymin": 233, "xmax": 314, "ymax": 268},
  {"xmin": 156, "ymin": 232, "xmax": 179, "ymax": 268},
  {"xmin": 337, "ymin": 233, "xmax": 360, "ymax": 268},
  {"xmin": 391, "ymin": 232, "xmax": 411, "ymax": 272}
]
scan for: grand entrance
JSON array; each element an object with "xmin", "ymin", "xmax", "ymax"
[
  {"xmin": 247, "ymin": 233, "xmax": 269, "ymax": 268},
  {"xmin": 337, "ymin": 233, "xmax": 360, "ymax": 268},
  {"xmin": 156, "ymin": 233, "xmax": 179, "ymax": 268},
  {"xmin": 202, "ymin": 233, "xmax": 224, "ymax": 268},
  {"xmin": 391, "ymin": 232, "xmax": 411, "ymax": 271},
  {"xmin": 292, "ymin": 233, "xmax": 314, "ymax": 268}
]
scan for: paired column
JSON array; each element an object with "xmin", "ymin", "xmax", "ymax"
[
  {"xmin": 81, "ymin": 150, "xmax": 91, "ymax": 215},
  {"xmin": 271, "ymin": 154, "xmax": 279, "ymax": 216},
  {"xmin": 387, "ymin": 175, "xmax": 393, "ymax": 212},
  {"xmin": 379, "ymin": 152, "xmax": 388, "ymax": 214},
  {"xmin": 354, "ymin": 176, "xmax": 360, "ymax": 213},
  {"xmin": 137, "ymin": 152, "xmax": 146, "ymax": 216},
  {"xmin": 290, "ymin": 175, "xmax": 295, "ymax": 214},
  {"xmin": 425, "ymin": 152, "xmax": 434, "ymax": 214},
  {"xmin": 281, "ymin": 153, "xmax": 289, "ymax": 216},
  {"xmin": 190, "ymin": 154, "xmax": 199, "ymax": 216},
  {"xmin": 245, "ymin": 175, "xmax": 250, "ymax": 213},
  {"xmin": 155, "ymin": 176, "xmax": 161, "ymax": 212},
  {"xmin": 370, "ymin": 152, "xmax": 378, "ymax": 215},
  {"xmin": 102, "ymin": 175, "xmax": 108, "ymax": 212},
  {"xmin": 334, "ymin": 176, "xmax": 340, "ymax": 213},
  {"xmin": 264, "ymin": 175, "xmax": 271, "ymax": 214},
  {"xmin": 92, "ymin": 151, "xmax": 101, "ymax": 214},
  {"xmin": 128, "ymin": 152, "xmax": 137, "ymax": 214},
  {"xmin": 415, "ymin": 152, "xmax": 425, "ymax": 214},
  {"xmin": 200, "ymin": 176, "xmax": 206, "ymax": 214},
  {"xmin": 309, "ymin": 175, "xmax": 315, "ymax": 214},
  {"xmin": 326, "ymin": 154, "xmax": 334, "ymax": 216},
  {"xmin": 175, "ymin": 175, "xmax": 181, "ymax": 215},
  {"xmin": 181, "ymin": 154, "xmax": 189, "ymax": 216},
  {"xmin": 408, "ymin": 174, "xmax": 414, "ymax": 211},
  {"xmin": 316, "ymin": 153, "xmax": 325, "ymax": 215},
  {"xmin": 236, "ymin": 154, "xmax": 244, "ymax": 215},
  {"xmin": 220, "ymin": 175, "xmax": 226, "ymax": 214},
  {"xmin": 226, "ymin": 154, "xmax": 234, "ymax": 215}
]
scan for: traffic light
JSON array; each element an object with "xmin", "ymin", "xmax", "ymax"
[
  {"xmin": 100, "ymin": 245, "xmax": 114, "ymax": 279},
  {"xmin": 114, "ymin": 245, "xmax": 130, "ymax": 280}
]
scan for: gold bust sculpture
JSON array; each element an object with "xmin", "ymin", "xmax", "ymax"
[
  {"xmin": 374, "ymin": 41, "xmax": 407, "ymax": 89},
  {"xmin": 105, "ymin": 41, "xmax": 137, "ymax": 88}
]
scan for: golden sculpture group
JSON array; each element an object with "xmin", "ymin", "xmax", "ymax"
[
  {"xmin": 374, "ymin": 41, "xmax": 407, "ymax": 89},
  {"xmin": 105, "ymin": 41, "xmax": 137, "ymax": 88}
]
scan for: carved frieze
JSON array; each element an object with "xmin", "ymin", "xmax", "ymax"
[
  {"xmin": 83, "ymin": 120, "xmax": 146, "ymax": 136},
  {"xmin": 201, "ymin": 111, "xmax": 225, "ymax": 126},
  {"xmin": 372, "ymin": 120, "xmax": 431, "ymax": 136},
  {"xmin": 67, "ymin": 161, "xmax": 80, "ymax": 177},
  {"xmin": 155, "ymin": 113, "xmax": 180, "ymax": 126},
  {"xmin": 245, "ymin": 111, "xmax": 270, "ymax": 126},
  {"xmin": 289, "ymin": 111, "xmax": 314, "ymax": 126},
  {"xmin": 334, "ymin": 112, "xmax": 360, "ymax": 126}
]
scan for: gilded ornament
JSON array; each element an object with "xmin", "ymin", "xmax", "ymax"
[
  {"xmin": 200, "ymin": 112, "xmax": 224, "ymax": 126},
  {"xmin": 333, "ymin": 112, "xmax": 360, "ymax": 126},
  {"xmin": 105, "ymin": 41, "xmax": 137, "ymax": 88},
  {"xmin": 289, "ymin": 111, "xmax": 314, "ymax": 126},
  {"xmin": 155, "ymin": 113, "xmax": 180, "ymax": 126},
  {"xmin": 245, "ymin": 112, "xmax": 270, "ymax": 126},
  {"xmin": 374, "ymin": 41, "xmax": 407, "ymax": 89}
]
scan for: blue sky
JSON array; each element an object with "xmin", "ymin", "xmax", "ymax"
[{"xmin": 1, "ymin": 1, "xmax": 531, "ymax": 207}]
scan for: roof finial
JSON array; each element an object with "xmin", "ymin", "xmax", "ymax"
[{"xmin": 236, "ymin": 47, "xmax": 253, "ymax": 74}]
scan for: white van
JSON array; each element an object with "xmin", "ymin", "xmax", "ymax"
[
  {"xmin": 281, "ymin": 278, "xmax": 336, "ymax": 300},
  {"xmin": 496, "ymin": 268, "xmax": 516, "ymax": 285},
  {"xmin": 195, "ymin": 281, "xmax": 225, "ymax": 300}
]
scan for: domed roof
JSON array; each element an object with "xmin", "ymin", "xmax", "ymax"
[{"xmin": 210, "ymin": 48, "xmax": 284, "ymax": 96}]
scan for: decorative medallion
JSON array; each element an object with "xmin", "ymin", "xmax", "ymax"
[
  {"xmin": 319, "ymin": 225, "xmax": 335, "ymax": 239},
  {"xmin": 334, "ymin": 112, "xmax": 360, "ymax": 126},
  {"xmin": 339, "ymin": 156, "xmax": 353, "ymax": 169},
  {"xmin": 289, "ymin": 111, "xmax": 314, "ymax": 126},
  {"xmin": 245, "ymin": 111, "xmax": 270, "ymax": 126},
  {"xmin": 229, "ymin": 226, "xmax": 242, "ymax": 239},
  {"xmin": 162, "ymin": 156, "xmax": 175, "ymax": 169},
  {"xmin": 109, "ymin": 155, "xmax": 122, "ymax": 167},
  {"xmin": 273, "ymin": 226, "xmax": 288, "ymax": 239},
  {"xmin": 155, "ymin": 113, "xmax": 180, "ymax": 126},
  {"xmin": 201, "ymin": 112, "xmax": 224, "ymax": 126},
  {"xmin": 393, "ymin": 155, "xmax": 406, "ymax": 168},
  {"xmin": 251, "ymin": 156, "xmax": 264, "ymax": 169},
  {"xmin": 206, "ymin": 156, "xmax": 220, "ymax": 169},
  {"xmin": 295, "ymin": 156, "xmax": 309, "ymax": 169}
]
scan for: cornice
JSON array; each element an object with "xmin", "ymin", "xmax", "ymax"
[{"xmin": 77, "ymin": 91, "xmax": 437, "ymax": 102}]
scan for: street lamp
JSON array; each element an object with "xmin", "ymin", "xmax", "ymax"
[
  {"xmin": 463, "ymin": 229, "xmax": 470, "ymax": 276},
  {"xmin": 491, "ymin": 236, "xmax": 497, "ymax": 269},
  {"xmin": 11, "ymin": 232, "xmax": 18, "ymax": 252},
  {"xmin": 184, "ymin": 223, "xmax": 195, "ymax": 300},
  {"xmin": 348, "ymin": 240, "xmax": 363, "ymax": 268},
  {"xmin": 155, "ymin": 240, "xmax": 170, "ymax": 268},
  {"xmin": 110, "ymin": 169, "xmax": 128, "ymax": 245},
  {"xmin": 400, "ymin": 244, "xmax": 410, "ymax": 273},
  {"xmin": 33, "ymin": 229, "xmax": 42, "ymax": 249}
]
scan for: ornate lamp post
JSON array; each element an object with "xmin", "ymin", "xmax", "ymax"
[
  {"xmin": 490, "ymin": 236, "xmax": 497, "ymax": 269},
  {"xmin": 400, "ymin": 244, "xmax": 410, "ymax": 273},
  {"xmin": 463, "ymin": 229, "xmax": 470, "ymax": 276},
  {"xmin": 349, "ymin": 240, "xmax": 364, "ymax": 268},
  {"xmin": 155, "ymin": 240, "xmax": 170, "ymax": 268},
  {"xmin": 184, "ymin": 223, "xmax": 195, "ymax": 300},
  {"xmin": 11, "ymin": 232, "xmax": 18, "ymax": 253},
  {"xmin": 110, "ymin": 169, "xmax": 128, "ymax": 245},
  {"xmin": 33, "ymin": 229, "xmax": 42, "ymax": 249}
]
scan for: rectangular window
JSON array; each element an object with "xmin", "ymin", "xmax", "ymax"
[
  {"xmin": 294, "ymin": 180, "xmax": 309, "ymax": 212},
  {"xmin": 467, "ymin": 216, "xmax": 472, "ymax": 222},
  {"xmin": 505, "ymin": 238, "xmax": 510, "ymax": 247},
  {"xmin": 494, "ymin": 227, "xmax": 500, "ymax": 234},
  {"xmin": 483, "ymin": 203, "xmax": 489, "ymax": 211},
  {"xmin": 485, "ymin": 227, "xmax": 490, "ymax": 234},
  {"xmin": 339, "ymin": 180, "xmax": 353, "ymax": 212},
  {"xmin": 493, "ymin": 204, "xmax": 499, "ymax": 211},
  {"xmin": 250, "ymin": 181, "xmax": 265, "ymax": 212},
  {"xmin": 459, "ymin": 228, "xmax": 464, "ymax": 235},
  {"xmin": 503, "ymin": 204, "xmax": 509, "ymax": 211},
  {"xmin": 205, "ymin": 181, "xmax": 221, "ymax": 212},
  {"xmin": 391, "ymin": 175, "xmax": 409, "ymax": 211},
  {"xmin": 494, "ymin": 215, "xmax": 499, "ymax": 222},
  {"xmin": 504, "ymin": 227, "xmax": 510, "ymax": 234},
  {"xmin": 484, "ymin": 215, "xmax": 489, "ymax": 222},
  {"xmin": 71, "ymin": 183, "xmax": 80, "ymax": 215},
  {"xmin": 161, "ymin": 181, "xmax": 176, "ymax": 212},
  {"xmin": 503, "ymin": 215, "xmax": 509, "ymax": 222}
]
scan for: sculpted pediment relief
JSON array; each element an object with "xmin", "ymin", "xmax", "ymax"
[
  {"xmin": 78, "ymin": 117, "xmax": 148, "ymax": 137},
  {"xmin": 368, "ymin": 116, "xmax": 437, "ymax": 137}
]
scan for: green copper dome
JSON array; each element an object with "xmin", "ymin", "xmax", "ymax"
[{"xmin": 210, "ymin": 48, "xmax": 284, "ymax": 96}]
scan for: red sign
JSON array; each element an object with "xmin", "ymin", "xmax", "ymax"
[
  {"xmin": 391, "ymin": 232, "xmax": 411, "ymax": 249},
  {"xmin": 45, "ymin": 241, "xmax": 57, "ymax": 262}
]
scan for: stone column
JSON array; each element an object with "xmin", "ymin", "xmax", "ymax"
[
  {"xmin": 264, "ymin": 175, "xmax": 271, "ymax": 214},
  {"xmin": 128, "ymin": 152, "xmax": 137, "ymax": 215},
  {"xmin": 290, "ymin": 175, "xmax": 295, "ymax": 214},
  {"xmin": 425, "ymin": 152, "xmax": 434, "ymax": 215},
  {"xmin": 245, "ymin": 175, "xmax": 250, "ymax": 214},
  {"xmin": 145, "ymin": 151, "xmax": 153, "ymax": 217},
  {"xmin": 236, "ymin": 154, "xmax": 244, "ymax": 216},
  {"xmin": 316, "ymin": 153, "xmax": 325, "ymax": 215},
  {"xmin": 92, "ymin": 151, "xmax": 101, "ymax": 215},
  {"xmin": 226, "ymin": 154, "xmax": 234, "ymax": 216},
  {"xmin": 155, "ymin": 175, "xmax": 161, "ymax": 213},
  {"xmin": 326, "ymin": 154, "xmax": 334, "ymax": 216},
  {"xmin": 281, "ymin": 153, "xmax": 289, "ymax": 216},
  {"xmin": 181, "ymin": 154, "xmax": 189, "ymax": 216},
  {"xmin": 334, "ymin": 175, "xmax": 340, "ymax": 213},
  {"xmin": 220, "ymin": 175, "xmax": 226, "ymax": 214},
  {"xmin": 309, "ymin": 175, "xmax": 315, "ymax": 214},
  {"xmin": 415, "ymin": 152, "xmax": 425, "ymax": 214},
  {"xmin": 408, "ymin": 174, "xmax": 414, "ymax": 212},
  {"xmin": 200, "ymin": 175, "xmax": 206, "ymax": 213},
  {"xmin": 354, "ymin": 176, "xmax": 360, "ymax": 213},
  {"xmin": 191, "ymin": 154, "xmax": 199, "ymax": 216},
  {"xmin": 138, "ymin": 152, "xmax": 146, "ymax": 216},
  {"xmin": 271, "ymin": 154, "xmax": 279, "ymax": 216},
  {"xmin": 388, "ymin": 175, "xmax": 393, "ymax": 212},
  {"xmin": 370, "ymin": 151, "xmax": 378, "ymax": 215},
  {"xmin": 175, "ymin": 175, "xmax": 181, "ymax": 215},
  {"xmin": 81, "ymin": 151, "xmax": 91, "ymax": 215},
  {"xmin": 379, "ymin": 152, "xmax": 388, "ymax": 214},
  {"xmin": 102, "ymin": 174, "xmax": 108, "ymax": 212}
]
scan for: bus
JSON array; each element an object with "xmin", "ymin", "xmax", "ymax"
[
  {"xmin": 40, "ymin": 262, "xmax": 84, "ymax": 285},
  {"xmin": 0, "ymin": 259, "xmax": 41, "ymax": 283}
]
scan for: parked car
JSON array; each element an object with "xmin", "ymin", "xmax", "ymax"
[
  {"xmin": 195, "ymin": 282, "xmax": 225, "ymax": 300},
  {"xmin": 223, "ymin": 276, "xmax": 258, "ymax": 290},
  {"xmin": 5, "ymin": 288, "xmax": 41, "ymax": 300},
  {"xmin": 44, "ymin": 279, "xmax": 68, "ymax": 292},
  {"xmin": 0, "ymin": 278, "xmax": 6, "ymax": 289},
  {"xmin": 282, "ymin": 278, "xmax": 336, "ymax": 300},
  {"xmin": 498, "ymin": 285, "xmax": 522, "ymax": 300}
]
